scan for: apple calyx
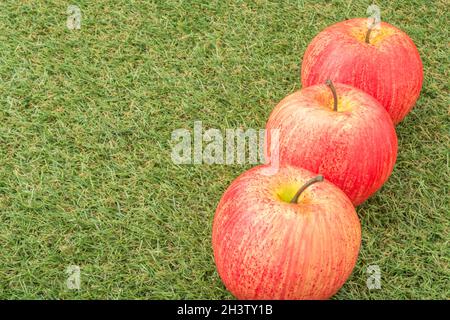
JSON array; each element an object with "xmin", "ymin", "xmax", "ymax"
[
  {"xmin": 290, "ymin": 175, "xmax": 324, "ymax": 204},
  {"xmin": 325, "ymin": 79, "xmax": 338, "ymax": 112}
]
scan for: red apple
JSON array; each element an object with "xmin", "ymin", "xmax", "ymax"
[
  {"xmin": 265, "ymin": 81, "xmax": 397, "ymax": 206},
  {"xmin": 212, "ymin": 164, "xmax": 361, "ymax": 300},
  {"xmin": 301, "ymin": 18, "xmax": 423, "ymax": 124}
]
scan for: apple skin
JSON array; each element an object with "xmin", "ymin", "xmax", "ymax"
[
  {"xmin": 301, "ymin": 18, "xmax": 423, "ymax": 125},
  {"xmin": 212, "ymin": 165, "xmax": 361, "ymax": 300},
  {"xmin": 265, "ymin": 83, "xmax": 397, "ymax": 206}
]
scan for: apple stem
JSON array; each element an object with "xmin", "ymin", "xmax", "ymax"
[
  {"xmin": 290, "ymin": 175, "xmax": 324, "ymax": 204},
  {"xmin": 365, "ymin": 25, "xmax": 373, "ymax": 44},
  {"xmin": 325, "ymin": 79, "xmax": 338, "ymax": 112}
]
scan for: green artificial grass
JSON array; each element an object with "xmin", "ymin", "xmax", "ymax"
[{"xmin": 0, "ymin": 0, "xmax": 448, "ymax": 299}]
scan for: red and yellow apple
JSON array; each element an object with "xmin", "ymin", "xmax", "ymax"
[
  {"xmin": 301, "ymin": 18, "xmax": 423, "ymax": 124},
  {"xmin": 265, "ymin": 81, "xmax": 397, "ymax": 206},
  {"xmin": 212, "ymin": 164, "xmax": 361, "ymax": 300}
]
